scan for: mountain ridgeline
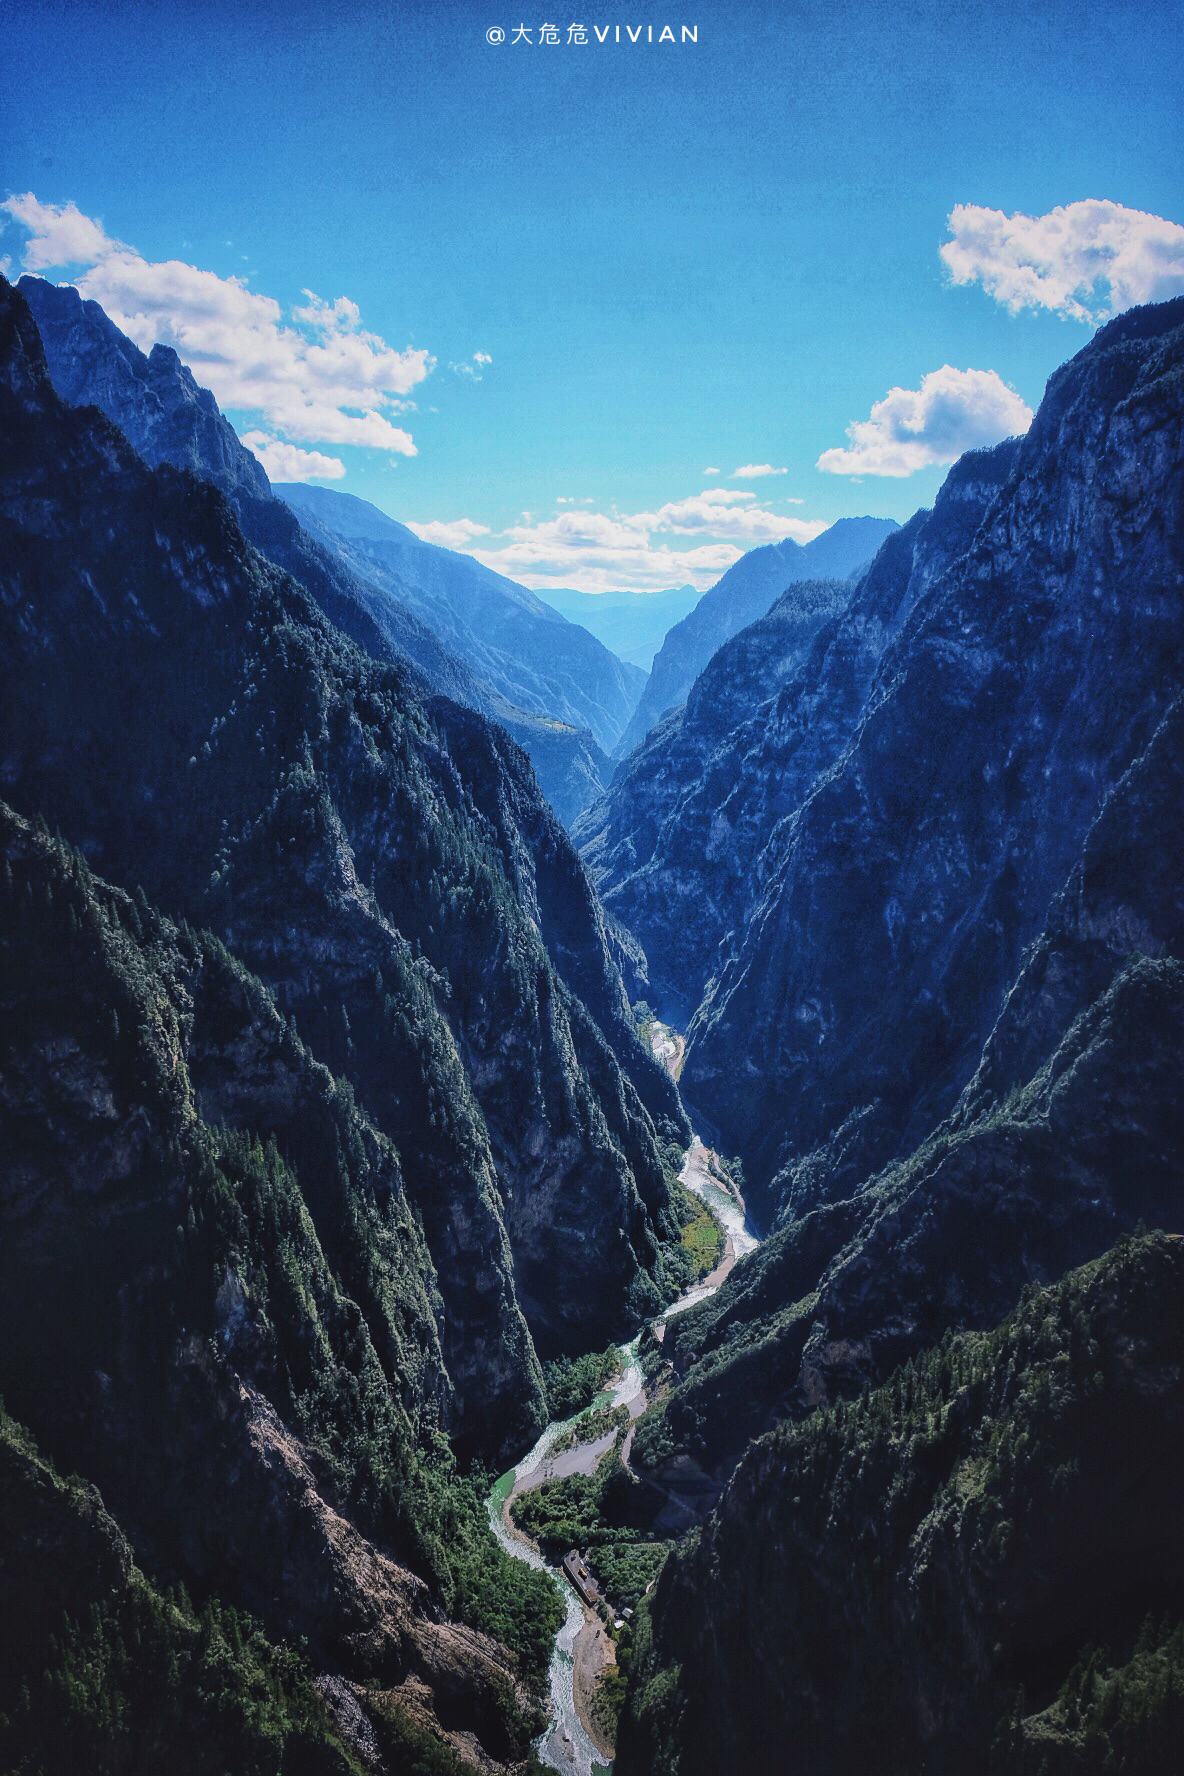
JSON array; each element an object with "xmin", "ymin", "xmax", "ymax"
[
  {"xmin": 16, "ymin": 275, "xmax": 624, "ymax": 825},
  {"xmin": 0, "ymin": 274, "xmax": 693, "ymax": 1772},
  {"xmin": 612, "ymin": 515, "xmax": 899, "ymax": 756},
  {"xmin": 279, "ymin": 482, "xmax": 646, "ymax": 758},
  {"xmin": 601, "ymin": 299, "xmax": 1184, "ymax": 1770}
]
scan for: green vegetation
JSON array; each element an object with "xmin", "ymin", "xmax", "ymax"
[
  {"xmin": 994, "ymin": 1617, "xmax": 1184, "ymax": 1774},
  {"xmin": 0, "ymin": 1405, "xmax": 361, "ymax": 1776},
  {"xmin": 511, "ymin": 1447, "xmax": 669, "ymax": 1617},
  {"xmin": 622, "ymin": 1233, "xmax": 1184, "ymax": 1776},
  {"xmin": 672, "ymin": 1179, "xmax": 724, "ymax": 1281},
  {"xmin": 543, "ymin": 1347, "xmax": 623, "ymax": 1420},
  {"xmin": 0, "ymin": 808, "xmax": 562, "ymax": 1709},
  {"xmin": 585, "ymin": 1543, "xmax": 669, "ymax": 1616},
  {"xmin": 549, "ymin": 1403, "xmax": 630, "ymax": 1456}
]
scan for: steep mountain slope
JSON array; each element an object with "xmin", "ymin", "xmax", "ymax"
[
  {"xmin": 532, "ymin": 583, "xmax": 700, "ymax": 671},
  {"xmin": 0, "ymin": 274, "xmax": 688, "ymax": 1450},
  {"xmin": 281, "ymin": 482, "xmax": 646, "ymax": 755},
  {"xmin": 613, "ymin": 516, "xmax": 898, "ymax": 755},
  {"xmin": 575, "ymin": 578, "xmax": 854, "ymax": 1015},
  {"xmin": 0, "ymin": 800, "xmax": 576, "ymax": 1771},
  {"xmin": 675, "ymin": 298, "xmax": 1184, "ymax": 1221},
  {"xmin": 0, "ymin": 1397, "xmax": 364, "ymax": 1776},
  {"xmin": 622, "ymin": 1234, "xmax": 1184, "ymax": 1776},
  {"xmin": 17, "ymin": 275, "xmax": 611, "ymax": 825},
  {"xmin": 616, "ymin": 298, "xmax": 1184, "ymax": 1519}
]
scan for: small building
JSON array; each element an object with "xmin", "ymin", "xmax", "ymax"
[{"xmin": 561, "ymin": 1549, "xmax": 600, "ymax": 1607}]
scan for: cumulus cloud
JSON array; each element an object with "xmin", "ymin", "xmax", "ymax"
[
  {"xmin": 421, "ymin": 487, "xmax": 828, "ymax": 594},
  {"xmin": 2, "ymin": 193, "xmax": 431, "ymax": 456},
  {"xmin": 817, "ymin": 364, "xmax": 1033, "ymax": 477},
  {"xmin": 637, "ymin": 488, "xmax": 825, "ymax": 543},
  {"xmin": 731, "ymin": 462, "xmax": 787, "ymax": 477},
  {"xmin": 703, "ymin": 465, "xmax": 721, "ymax": 475},
  {"xmin": 241, "ymin": 433, "xmax": 345, "ymax": 482},
  {"xmin": 941, "ymin": 200, "xmax": 1184, "ymax": 323},
  {"xmin": 405, "ymin": 517, "xmax": 491, "ymax": 549}
]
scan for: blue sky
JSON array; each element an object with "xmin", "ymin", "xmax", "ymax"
[{"xmin": 4, "ymin": 0, "xmax": 1183, "ymax": 591}]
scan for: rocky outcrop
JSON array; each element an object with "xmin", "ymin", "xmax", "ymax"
[
  {"xmin": 0, "ymin": 801, "xmax": 567, "ymax": 1771},
  {"xmin": 612, "ymin": 300, "xmax": 1184, "ymax": 1525},
  {"xmin": 612, "ymin": 515, "xmax": 898, "ymax": 755},
  {"xmin": 621, "ymin": 1234, "xmax": 1184, "ymax": 1776}
]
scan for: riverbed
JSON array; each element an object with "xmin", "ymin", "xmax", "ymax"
[{"xmin": 485, "ymin": 1020, "xmax": 760, "ymax": 1774}]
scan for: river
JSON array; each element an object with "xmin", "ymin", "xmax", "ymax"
[{"xmin": 485, "ymin": 1020, "xmax": 760, "ymax": 1774}]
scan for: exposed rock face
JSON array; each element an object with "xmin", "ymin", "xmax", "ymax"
[
  {"xmin": 0, "ymin": 275, "xmax": 687, "ymax": 1459},
  {"xmin": 621, "ymin": 1234, "xmax": 1184, "ymax": 1776},
  {"xmin": 619, "ymin": 299, "xmax": 1184, "ymax": 1519},
  {"xmin": 574, "ymin": 578, "xmax": 854, "ymax": 1016},
  {"xmin": 17, "ymin": 275, "xmax": 613, "ymax": 825},
  {"xmin": 613, "ymin": 515, "xmax": 898, "ymax": 756},
  {"xmin": 281, "ymin": 481, "xmax": 646, "ymax": 757},
  {"xmin": 636, "ymin": 951, "xmax": 1184, "ymax": 1490},
  {"xmin": 674, "ymin": 298, "xmax": 1184, "ymax": 1221}
]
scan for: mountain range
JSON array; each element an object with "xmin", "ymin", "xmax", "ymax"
[
  {"xmin": 604, "ymin": 295, "xmax": 1184, "ymax": 1771},
  {"xmin": 16, "ymin": 276, "xmax": 629, "ymax": 826},
  {"xmin": 612, "ymin": 515, "xmax": 899, "ymax": 756},
  {"xmin": 6, "ymin": 263, "xmax": 1184, "ymax": 1776},
  {"xmin": 0, "ymin": 272, "xmax": 692, "ymax": 1771}
]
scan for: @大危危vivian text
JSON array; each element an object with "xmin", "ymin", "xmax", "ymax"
[{"xmin": 485, "ymin": 22, "xmax": 699, "ymax": 44}]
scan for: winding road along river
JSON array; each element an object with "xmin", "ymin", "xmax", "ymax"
[{"xmin": 485, "ymin": 1022, "xmax": 760, "ymax": 1775}]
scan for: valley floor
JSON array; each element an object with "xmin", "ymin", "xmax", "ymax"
[{"xmin": 487, "ymin": 1025, "xmax": 761, "ymax": 1772}]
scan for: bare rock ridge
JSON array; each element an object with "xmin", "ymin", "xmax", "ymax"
[
  {"xmin": 574, "ymin": 575, "xmax": 856, "ymax": 1018},
  {"xmin": 17, "ymin": 273, "xmax": 617, "ymax": 825}
]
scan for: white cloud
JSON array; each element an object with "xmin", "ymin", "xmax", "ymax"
[
  {"xmin": 637, "ymin": 488, "xmax": 825, "ymax": 543},
  {"xmin": 941, "ymin": 200, "xmax": 1184, "ymax": 323},
  {"xmin": 424, "ymin": 487, "xmax": 829, "ymax": 594},
  {"xmin": 2, "ymin": 193, "xmax": 431, "ymax": 456},
  {"xmin": 450, "ymin": 350, "xmax": 492, "ymax": 380},
  {"xmin": 731, "ymin": 462, "xmax": 787, "ymax": 477},
  {"xmin": 406, "ymin": 517, "xmax": 491, "ymax": 548},
  {"xmin": 817, "ymin": 364, "xmax": 1033, "ymax": 478},
  {"xmin": 703, "ymin": 465, "xmax": 721, "ymax": 475},
  {"xmin": 241, "ymin": 432, "xmax": 345, "ymax": 482},
  {"xmin": 5, "ymin": 195, "xmax": 114, "ymax": 270}
]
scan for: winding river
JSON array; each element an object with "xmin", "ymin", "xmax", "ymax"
[{"xmin": 485, "ymin": 1023, "xmax": 760, "ymax": 1774}]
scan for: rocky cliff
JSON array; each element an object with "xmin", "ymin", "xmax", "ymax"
[
  {"xmin": 0, "ymin": 268, "xmax": 697, "ymax": 1766},
  {"xmin": 0, "ymin": 274, "xmax": 687, "ymax": 1440},
  {"xmin": 612, "ymin": 515, "xmax": 898, "ymax": 756},
  {"xmin": 620, "ymin": 298, "xmax": 1184, "ymax": 1562},
  {"xmin": 671, "ymin": 298, "xmax": 1184, "ymax": 1221}
]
